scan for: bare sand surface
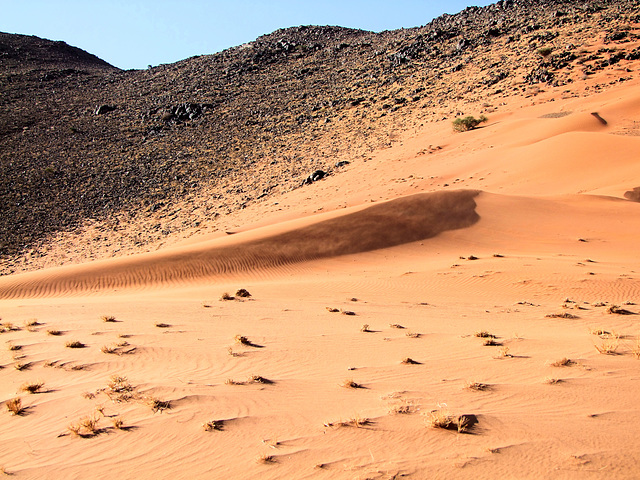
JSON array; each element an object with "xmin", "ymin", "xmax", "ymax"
[{"xmin": 2, "ymin": 78, "xmax": 640, "ymax": 479}]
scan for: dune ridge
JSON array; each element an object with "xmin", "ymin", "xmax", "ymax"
[{"xmin": 0, "ymin": 190, "xmax": 479, "ymax": 298}]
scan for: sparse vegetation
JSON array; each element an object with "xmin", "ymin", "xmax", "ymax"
[
  {"xmin": 550, "ymin": 357, "xmax": 574, "ymax": 367},
  {"xmin": 101, "ymin": 315, "xmax": 117, "ymax": 322},
  {"xmin": 20, "ymin": 381, "xmax": 44, "ymax": 394},
  {"xmin": 495, "ymin": 346, "xmax": 512, "ymax": 358},
  {"xmin": 148, "ymin": 398, "xmax": 171, "ymax": 413},
  {"xmin": 220, "ymin": 292, "xmax": 234, "ymax": 301},
  {"xmin": 483, "ymin": 338, "xmax": 503, "ymax": 346},
  {"xmin": 7, "ymin": 343, "xmax": 21, "ymax": 351},
  {"xmin": 595, "ymin": 334, "xmax": 620, "ymax": 355},
  {"xmin": 389, "ymin": 323, "xmax": 405, "ymax": 329},
  {"xmin": 234, "ymin": 335, "xmax": 261, "ymax": 347},
  {"xmin": 401, "ymin": 357, "xmax": 420, "ymax": 364},
  {"xmin": 6, "ymin": 398, "xmax": 26, "ymax": 415},
  {"xmin": 544, "ymin": 377, "xmax": 562, "ymax": 384},
  {"xmin": 452, "ymin": 115, "xmax": 488, "ymax": 132},
  {"xmin": 111, "ymin": 417, "xmax": 125, "ymax": 429},
  {"xmin": 546, "ymin": 312, "xmax": 579, "ymax": 319},
  {"xmin": 475, "ymin": 330, "xmax": 496, "ymax": 339},
  {"xmin": 68, "ymin": 415, "xmax": 101, "ymax": 437},
  {"xmin": 341, "ymin": 378, "xmax": 362, "ymax": 389},
  {"xmin": 65, "ymin": 340, "xmax": 85, "ymax": 348},
  {"xmin": 249, "ymin": 375, "xmax": 273, "ymax": 384},
  {"xmin": 203, "ymin": 420, "xmax": 224, "ymax": 431},
  {"xmin": 235, "ymin": 288, "xmax": 252, "ymax": 298},
  {"xmin": 608, "ymin": 305, "xmax": 635, "ymax": 315},
  {"xmin": 101, "ymin": 344, "xmax": 118, "ymax": 354},
  {"xmin": 405, "ymin": 332, "xmax": 421, "ymax": 338},
  {"xmin": 360, "ymin": 324, "xmax": 372, "ymax": 332},
  {"xmin": 257, "ymin": 453, "xmax": 275, "ymax": 464},
  {"xmin": 465, "ymin": 381, "xmax": 489, "ymax": 391},
  {"xmin": 14, "ymin": 362, "xmax": 31, "ymax": 371},
  {"xmin": 46, "ymin": 329, "xmax": 62, "ymax": 336},
  {"xmin": 426, "ymin": 408, "xmax": 477, "ymax": 433}
]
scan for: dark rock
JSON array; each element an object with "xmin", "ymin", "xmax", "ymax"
[
  {"xmin": 94, "ymin": 104, "xmax": 117, "ymax": 115},
  {"xmin": 302, "ymin": 170, "xmax": 327, "ymax": 186},
  {"xmin": 335, "ymin": 160, "xmax": 350, "ymax": 168}
]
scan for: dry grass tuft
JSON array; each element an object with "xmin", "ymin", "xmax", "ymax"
[
  {"xmin": 6, "ymin": 398, "xmax": 26, "ymax": 416},
  {"xmin": 325, "ymin": 307, "xmax": 339, "ymax": 312},
  {"xmin": 225, "ymin": 378, "xmax": 243, "ymax": 385},
  {"xmin": 401, "ymin": 357, "xmax": 420, "ymax": 365},
  {"xmin": 20, "ymin": 381, "xmax": 44, "ymax": 394},
  {"xmin": 148, "ymin": 398, "xmax": 171, "ymax": 413},
  {"xmin": 589, "ymin": 327, "xmax": 611, "ymax": 336},
  {"xmin": 544, "ymin": 377, "xmax": 562, "ymax": 384},
  {"xmin": 203, "ymin": 420, "xmax": 224, "ymax": 431},
  {"xmin": 483, "ymin": 338, "xmax": 503, "ymax": 346},
  {"xmin": 389, "ymin": 323, "xmax": 405, "ymax": 329},
  {"xmin": 0, "ymin": 322, "xmax": 20, "ymax": 333},
  {"xmin": 550, "ymin": 357, "xmax": 574, "ymax": 367},
  {"xmin": 111, "ymin": 417, "xmax": 125, "ymax": 430},
  {"xmin": 220, "ymin": 292, "xmax": 234, "ymax": 301},
  {"xmin": 68, "ymin": 415, "xmax": 101, "ymax": 437},
  {"xmin": 249, "ymin": 375, "xmax": 273, "ymax": 384},
  {"xmin": 101, "ymin": 315, "xmax": 117, "ymax": 322},
  {"xmin": 14, "ymin": 362, "xmax": 31, "ymax": 371},
  {"xmin": 24, "ymin": 319, "xmax": 39, "ymax": 327},
  {"xmin": 608, "ymin": 305, "xmax": 635, "ymax": 315},
  {"xmin": 474, "ymin": 331, "xmax": 496, "ymax": 339},
  {"xmin": 546, "ymin": 312, "xmax": 579, "ymax": 319},
  {"xmin": 360, "ymin": 324, "xmax": 372, "ymax": 333},
  {"xmin": 105, "ymin": 375, "xmax": 136, "ymax": 402},
  {"xmin": 340, "ymin": 378, "xmax": 362, "ymax": 389},
  {"xmin": 405, "ymin": 331, "xmax": 421, "ymax": 338},
  {"xmin": 594, "ymin": 334, "xmax": 620, "ymax": 355},
  {"xmin": 465, "ymin": 381, "xmax": 489, "ymax": 391},
  {"xmin": 101, "ymin": 345, "xmax": 118, "ymax": 354},
  {"xmin": 389, "ymin": 405, "xmax": 412, "ymax": 415},
  {"xmin": 7, "ymin": 343, "xmax": 21, "ymax": 351},
  {"xmin": 426, "ymin": 408, "xmax": 478, "ymax": 433},
  {"xmin": 257, "ymin": 453, "xmax": 275, "ymax": 464},
  {"xmin": 340, "ymin": 309, "xmax": 356, "ymax": 316},
  {"xmin": 235, "ymin": 288, "xmax": 252, "ymax": 298},
  {"xmin": 494, "ymin": 346, "xmax": 512, "ymax": 359},
  {"xmin": 46, "ymin": 329, "xmax": 62, "ymax": 336},
  {"xmin": 234, "ymin": 335, "xmax": 262, "ymax": 347},
  {"xmin": 65, "ymin": 340, "xmax": 85, "ymax": 348}
]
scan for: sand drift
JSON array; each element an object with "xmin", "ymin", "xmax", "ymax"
[{"xmin": 0, "ymin": 190, "xmax": 479, "ymax": 298}]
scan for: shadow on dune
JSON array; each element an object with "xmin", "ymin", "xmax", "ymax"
[{"xmin": 0, "ymin": 190, "xmax": 480, "ymax": 298}]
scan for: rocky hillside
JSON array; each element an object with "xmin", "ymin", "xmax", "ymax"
[{"xmin": 1, "ymin": 0, "xmax": 639, "ymax": 272}]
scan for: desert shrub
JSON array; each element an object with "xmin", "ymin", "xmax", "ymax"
[{"xmin": 453, "ymin": 115, "xmax": 488, "ymax": 132}]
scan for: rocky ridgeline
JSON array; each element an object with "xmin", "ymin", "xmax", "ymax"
[{"xmin": 1, "ymin": 0, "xmax": 639, "ymax": 267}]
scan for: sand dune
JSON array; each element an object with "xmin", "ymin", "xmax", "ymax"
[
  {"xmin": 0, "ymin": 190, "xmax": 479, "ymax": 298},
  {"xmin": 2, "ymin": 72, "xmax": 640, "ymax": 480}
]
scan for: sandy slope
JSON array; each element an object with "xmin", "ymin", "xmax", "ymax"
[{"xmin": 2, "ymin": 78, "xmax": 640, "ymax": 479}]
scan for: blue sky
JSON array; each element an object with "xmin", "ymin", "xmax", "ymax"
[{"xmin": 1, "ymin": 1, "xmax": 494, "ymax": 70}]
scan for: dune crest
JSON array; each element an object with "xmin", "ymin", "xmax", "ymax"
[{"xmin": 0, "ymin": 190, "xmax": 479, "ymax": 298}]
